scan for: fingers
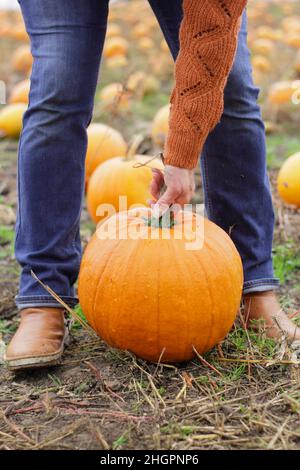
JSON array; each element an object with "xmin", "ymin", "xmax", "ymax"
[
  {"xmin": 150, "ymin": 168, "xmax": 164, "ymax": 202},
  {"xmin": 149, "ymin": 166, "xmax": 196, "ymax": 217},
  {"xmin": 153, "ymin": 185, "xmax": 182, "ymax": 217}
]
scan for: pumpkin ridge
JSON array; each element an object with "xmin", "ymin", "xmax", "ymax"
[
  {"xmin": 204, "ymin": 229, "xmax": 243, "ymax": 339},
  {"xmin": 91, "ymin": 239, "xmax": 124, "ymax": 338},
  {"xmin": 193, "ymin": 245, "xmax": 216, "ymax": 354},
  {"xmin": 156, "ymin": 241, "xmax": 161, "ymax": 361},
  {"xmin": 171, "ymin": 239, "xmax": 191, "ymax": 360},
  {"xmin": 115, "ymin": 238, "xmax": 149, "ymax": 353}
]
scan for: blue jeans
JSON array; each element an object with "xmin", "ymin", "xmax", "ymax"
[{"xmin": 15, "ymin": 0, "xmax": 279, "ymax": 309}]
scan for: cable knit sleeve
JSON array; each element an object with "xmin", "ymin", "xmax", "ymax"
[{"xmin": 164, "ymin": 0, "xmax": 247, "ymax": 169}]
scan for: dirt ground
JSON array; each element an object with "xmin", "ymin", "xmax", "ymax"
[{"xmin": 1, "ymin": 0, "xmax": 300, "ymax": 451}]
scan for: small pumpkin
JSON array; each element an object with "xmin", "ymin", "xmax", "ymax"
[
  {"xmin": 138, "ymin": 37, "xmax": 155, "ymax": 51},
  {"xmin": 131, "ymin": 23, "xmax": 151, "ymax": 39},
  {"xmin": 11, "ymin": 45, "xmax": 33, "ymax": 74},
  {"xmin": 126, "ymin": 72, "xmax": 159, "ymax": 97},
  {"xmin": 282, "ymin": 17, "xmax": 300, "ymax": 33},
  {"xmin": 99, "ymin": 83, "xmax": 131, "ymax": 112},
  {"xmin": 151, "ymin": 104, "xmax": 170, "ymax": 147},
  {"xmin": 294, "ymin": 52, "xmax": 300, "ymax": 74},
  {"xmin": 11, "ymin": 23, "xmax": 29, "ymax": 42},
  {"xmin": 277, "ymin": 152, "xmax": 300, "ymax": 208},
  {"xmin": 252, "ymin": 55, "xmax": 271, "ymax": 73},
  {"xmin": 9, "ymin": 79, "xmax": 30, "ymax": 104},
  {"xmin": 0, "ymin": 103, "xmax": 27, "ymax": 139},
  {"xmin": 86, "ymin": 154, "xmax": 163, "ymax": 223},
  {"xmin": 268, "ymin": 81, "xmax": 300, "ymax": 105},
  {"xmin": 285, "ymin": 32, "xmax": 300, "ymax": 48},
  {"xmin": 78, "ymin": 208, "xmax": 243, "ymax": 363},
  {"xmin": 106, "ymin": 55, "xmax": 128, "ymax": 69},
  {"xmin": 85, "ymin": 123, "xmax": 127, "ymax": 184},
  {"xmin": 252, "ymin": 38, "xmax": 274, "ymax": 56},
  {"xmin": 106, "ymin": 23, "xmax": 122, "ymax": 38},
  {"xmin": 256, "ymin": 26, "xmax": 283, "ymax": 41},
  {"xmin": 103, "ymin": 36, "xmax": 129, "ymax": 58}
]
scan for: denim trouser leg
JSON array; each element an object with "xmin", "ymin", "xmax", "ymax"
[
  {"xmin": 149, "ymin": 1, "xmax": 279, "ymax": 294},
  {"xmin": 15, "ymin": 0, "xmax": 109, "ymax": 309}
]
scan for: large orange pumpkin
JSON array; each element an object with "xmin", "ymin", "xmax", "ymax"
[
  {"xmin": 86, "ymin": 155, "xmax": 163, "ymax": 223},
  {"xmin": 78, "ymin": 208, "xmax": 243, "ymax": 363}
]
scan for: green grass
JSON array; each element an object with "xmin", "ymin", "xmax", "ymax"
[
  {"xmin": 273, "ymin": 242, "xmax": 300, "ymax": 283},
  {"xmin": 0, "ymin": 225, "xmax": 15, "ymax": 259},
  {"xmin": 71, "ymin": 304, "xmax": 88, "ymax": 331},
  {"xmin": 74, "ymin": 381, "xmax": 90, "ymax": 395},
  {"xmin": 112, "ymin": 433, "xmax": 128, "ymax": 450},
  {"xmin": 0, "ymin": 319, "xmax": 18, "ymax": 335},
  {"xmin": 226, "ymin": 327, "xmax": 277, "ymax": 358},
  {"xmin": 48, "ymin": 373, "xmax": 62, "ymax": 387},
  {"xmin": 130, "ymin": 92, "xmax": 169, "ymax": 120},
  {"xmin": 266, "ymin": 133, "xmax": 300, "ymax": 169},
  {"xmin": 0, "ymin": 225, "xmax": 14, "ymax": 245}
]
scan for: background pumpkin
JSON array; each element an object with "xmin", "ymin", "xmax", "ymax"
[
  {"xmin": 78, "ymin": 208, "xmax": 243, "ymax": 363},
  {"xmin": 103, "ymin": 36, "xmax": 129, "ymax": 58},
  {"xmin": 0, "ymin": 103, "xmax": 27, "ymax": 138},
  {"xmin": 86, "ymin": 155, "xmax": 163, "ymax": 223},
  {"xmin": 268, "ymin": 81, "xmax": 300, "ymax": 105},
  {"xmin": 277, "ymin": 152, "xmax": 300, "ymax": 208},
  {"xmin": 11, "ymin": 44, "xmax": 33, "ymax": 74},
  {"xmin": 85, "ymin": 123, "xmax": 127, "ymax": 184},
  {"xmin": 151, "ymin": 104, "xmax": 170, "ymax": 147},
  {"xmin": 99, "ymin": 83, "xmax": 131, "ymax": 112},
  {"xmin": 9, "ymin": 79, "xmax": 30, "ymax": 104}
]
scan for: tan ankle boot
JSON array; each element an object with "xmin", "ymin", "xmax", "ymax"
[
  {"xmin": 4, "ymin": 307, "xmax": 67, "ymax": 370},
  {"xmin": 243, "ymin": 291, "xmax": 300, "ymax": 342}
]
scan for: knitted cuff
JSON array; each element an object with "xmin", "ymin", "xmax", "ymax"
[{"xmin": 164, "ymin": 128, "xmax": 206, "ymax": 169}]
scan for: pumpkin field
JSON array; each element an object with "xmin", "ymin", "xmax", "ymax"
[{"xmin": 1, "ymin": 0, "xmax": 300, "ymax": 451}]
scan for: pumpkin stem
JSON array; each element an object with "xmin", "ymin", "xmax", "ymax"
[
  {"xmin": 143, "ymin": 207, "xmax": 177, "ymax": 229},
  {"xmin": 133, "ymin": 153, "xmax": 161, "ymax": 169}
]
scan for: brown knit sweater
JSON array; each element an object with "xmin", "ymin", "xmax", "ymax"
[{"xmin": 164, "ymin": 0, "xmax": 247, "ymax": 169}]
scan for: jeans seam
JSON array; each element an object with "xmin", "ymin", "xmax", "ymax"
[
  {"xmin": 243, "ymin": 279, "xmax": 280, "ymax": 287},
  {"xmin": 16, "ymin": 295, "xmax": 78, "ymax": 300}
]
